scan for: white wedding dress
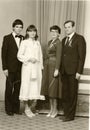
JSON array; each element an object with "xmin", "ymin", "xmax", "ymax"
[{"xmin": 17, "ymin": 38, "xmax": 45, "ymax": 101}]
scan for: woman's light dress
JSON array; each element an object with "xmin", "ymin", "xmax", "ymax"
[{"xmin": 17, "ymin": 38, "xmax": 45, "ymax": 101}]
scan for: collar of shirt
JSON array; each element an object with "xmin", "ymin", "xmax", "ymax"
[
  {"xmin": 12, "ymin": 32, "xmax": 20, "ymax": 48},
  {"xmin": 67, "ymin": 32, "xmax": 75, "ymax": 41},
  {"xmin": 12, "ymin": 32, "xmax": 17, "ymax": 38}
]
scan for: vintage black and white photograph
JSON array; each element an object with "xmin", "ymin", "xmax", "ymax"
[{"xmin": 0, "ymin": 0, "xmax": 89, "ymax": 130}]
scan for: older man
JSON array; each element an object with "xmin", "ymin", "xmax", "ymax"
[{"xmin": 61, "ymin": 20, "xmax": 86, "ymax": 121}]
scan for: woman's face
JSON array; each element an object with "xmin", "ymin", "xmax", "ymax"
[
  {"xmin": 28, "ymin": 30, "xmax": 36, "ymax": 39},
  {"xmin": 50, "ymin": 29, "xmax": 59, "ymax": 39}
]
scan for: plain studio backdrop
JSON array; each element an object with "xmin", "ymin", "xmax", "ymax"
[{"xmin": 0, "ymin": 0, "xmax": 90, "ymax": 100}]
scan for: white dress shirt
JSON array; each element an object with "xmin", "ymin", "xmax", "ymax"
[
  {"xmin": 12, "ymin": 32, "xmax": 20, "ymax": 48},
  {"xmin": 67, "ymin": 32, "xmax": 75, "ymax": 41}
]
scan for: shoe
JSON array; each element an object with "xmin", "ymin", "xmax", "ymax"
[
  {"xmin": 31, "ymin": 113, "xmax": 36, "ymax": 116},
  {"xmin": 34, "ymin": 110, "xmax": 39, "ymax": 115},
  {"xmin": 62, "ymin": 118, "xmax": 74, "ymax": 122},
  {"xmin": 14, "ymin": 111, "xmax": 22, "ymax": 115},
  {"xmin": 29, "ymin": 109, "xmax": 36, "ymax": 117},
  {"xmin": 6, "ymin": 112, "xmax": 14, "ymax": 116},
  {"xmin": 25, "ymin": 110, "xmax": 33, "ymax": 118},
  {"xmin": 59, "ymin": 116, "xmax": 65, "ymax": 120},
  {"xmin": 46, "ymin": 113, "xmax": 51, "ymax": 117},
  {"xmin": 51, "ymin": 112, "xmax": 58, "ymax": 118},
  {"xmin": 46, "ymin": 111, "xmax": 53, "ymax": 117}
]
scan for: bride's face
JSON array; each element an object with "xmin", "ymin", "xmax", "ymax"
[{"xmin": 28, "ymin": 30, "xmax": 36, "ymax": 39}]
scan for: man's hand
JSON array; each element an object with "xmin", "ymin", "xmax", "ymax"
[
  {"xmin": 3, "ymin": 69, "xmax": 8, "ymax": 77},
  {"xmin": 54, "ymin": 69, "xmax": 59, "ymax": 77},
  {"xmin": 75, "ymin": 72, "xmax": 81, "ymax": 80}
]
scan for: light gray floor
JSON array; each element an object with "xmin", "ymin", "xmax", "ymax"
[{"xmin": 0, "ymin": 101, "xmax": 89, "ymax": 130}]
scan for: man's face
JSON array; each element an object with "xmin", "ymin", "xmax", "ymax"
[
  {"xmin": 13, "ymin": 25, "xmax": 23, "ymax": 35},
  {"xmin": 64, "ymin": 22, "xmax": 74, "ymax": 35}
]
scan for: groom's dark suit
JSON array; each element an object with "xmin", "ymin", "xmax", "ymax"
[
  {"xmin": 1, "ymin": 33, "xmax": 23, "ymax": 114},
  {"xmin": 61, "ymin": 33, "xmax": 86, "ymax": 120}
]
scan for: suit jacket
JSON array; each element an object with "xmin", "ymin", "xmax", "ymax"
[
  {"xmin": 1, "ymin": 33, "xmax": 24, "ymax": 72},
  {"xmin": 61, "ymin": 33, "xmax": 86, "ymax": 74}
]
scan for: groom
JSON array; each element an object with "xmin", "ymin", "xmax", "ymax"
[{"xmin": 1, "ymin": 19, "xmax": 24, "ymax": 116}]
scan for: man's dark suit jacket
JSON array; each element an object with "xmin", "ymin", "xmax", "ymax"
[
  {"xmin": 1, "ymin": 33, "xmax": 23, "ymax": 72},
  {"xmin": 61, "ymin": 33, "xmax": 86, "ymax": 75}
]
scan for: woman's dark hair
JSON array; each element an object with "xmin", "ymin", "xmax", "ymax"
[
  {"xmin": 50, "ymin": 25, "xmax": 61, "ymax": 34},
  {"xmin": 12, "ymin": 19, "xmax": 23, "ymax": 28},
  {"xmin": 25, "ymin": 25, "xmax": 38, "ymax": 40}
]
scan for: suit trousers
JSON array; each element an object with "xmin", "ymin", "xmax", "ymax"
[
  {"xmin": 5, "ymin": 71, "xmax": 21, "ymax": 113},
  {"xmin": 62, "ymin": 73, "xmax": 78, "ymax": 119}
]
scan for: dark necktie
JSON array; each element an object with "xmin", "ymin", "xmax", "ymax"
[{"xmin": 65, "ymin": 37, "xmax": 69, "ymax": 46}]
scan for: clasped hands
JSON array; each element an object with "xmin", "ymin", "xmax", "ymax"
[
  {"xmin": 29, "ymin": 58, "xmax": 37, "ymax": 63},
  {"xmin": 24, "ymin": 58, "xmax": 37, "ymax": 65}
]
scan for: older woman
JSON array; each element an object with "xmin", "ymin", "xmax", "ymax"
[{"xmin": 41, "ymin": 25, "xmax": 62, "ymax": 118}]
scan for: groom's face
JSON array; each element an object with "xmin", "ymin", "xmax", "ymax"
[{"xmin": 13, "ymin": 24, "xmax": 23, "ymax": 35}]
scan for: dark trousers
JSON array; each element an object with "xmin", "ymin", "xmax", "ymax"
[
  {"xmin": 5, "ymin": 71, "xmax": 21, "ymax": 113},
  {"xmin": 62, "ymin": 73, "xmax": 78, "ymax": 119}
]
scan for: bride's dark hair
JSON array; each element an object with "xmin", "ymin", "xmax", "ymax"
[{"xmin": 24, "ymin": 25, "xmax": 38, "ymax": 40}]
